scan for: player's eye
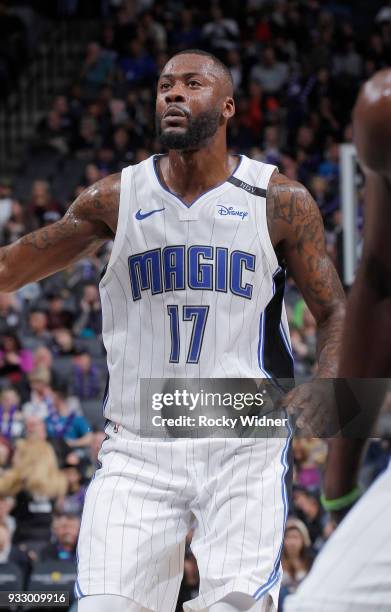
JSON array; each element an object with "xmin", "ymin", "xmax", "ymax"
[
  {"xmin": 188, "ymin": 80, "xmax": 201, "ymax": 87},
  {"xmin": 160, "ymin": 82, "xmax": 171, "ymax": 90}
]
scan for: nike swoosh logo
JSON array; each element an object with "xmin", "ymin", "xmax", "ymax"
[{"xmin": 135, "ymin": 207, "xmax": 165, "ymax": 220}]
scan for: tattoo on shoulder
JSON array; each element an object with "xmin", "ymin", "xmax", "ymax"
[
  {"xmin": 266, "ymin": 175, "xmax": 322, "ymax": 244},
  {"xmin": 85, "ymin": 173, "xmax": 121, "ymax": 213}
]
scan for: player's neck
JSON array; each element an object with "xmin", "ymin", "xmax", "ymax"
[{"xmin": 158, "ymin": 144, "xmax": 237, "ymax": 205}]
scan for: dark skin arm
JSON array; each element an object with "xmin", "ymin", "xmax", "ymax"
[
  {"xmin": 324, "ymin": 70, "xmax": 391, "ymax": 519},
  {"xmin": 0, "ymin": 174, "xmax": 120, "ymax": 292},
  {"xmin": 266, "ymin": 172, "xmax": 346, "ymax": 435},
  {"xmin": 267, "ymin": 172, "xmax": 346, "ymax": 377},
  {"xmin": 324, "ymin": 173, "xmax": 391, "ymax": 509}
]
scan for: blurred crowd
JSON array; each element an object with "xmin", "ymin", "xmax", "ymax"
[{"xmin": 1, "ymin": 0, "xmax": 391, "ymax": 610}]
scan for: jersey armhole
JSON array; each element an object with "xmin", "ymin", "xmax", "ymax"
[
  {"xmin": 256, "ymin": 164, "xmax": 280, "ymax": 274},
  {"xmin": 99, "ymin": 165, "xmax": 133, "ymax": 287}
]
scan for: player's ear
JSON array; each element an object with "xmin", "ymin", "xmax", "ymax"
[{"xmin": 222, "ymin": 97, "xmax": 235, "ymax": 120}]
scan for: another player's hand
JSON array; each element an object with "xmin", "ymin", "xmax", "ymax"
[{"xmin": 280, "ymin": 379, "xmax": 340, "ymax": 437}]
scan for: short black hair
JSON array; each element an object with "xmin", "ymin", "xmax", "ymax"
[{"xmin": 168, "ymin": 49, "xmax": 234, "ymax": 93}]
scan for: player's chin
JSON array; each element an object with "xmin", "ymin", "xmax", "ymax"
[
  {"xmin": 161, "ymin": 116, "xmax": 188, "ymax": 130},
  {"xmin": 162, "ymin": 126, "xmax": 187, "ymax": 135}
]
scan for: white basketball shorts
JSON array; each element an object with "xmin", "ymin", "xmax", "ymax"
[{"xmin": 74, "ymin": 420, "xmax": 291, "ymax": 612}]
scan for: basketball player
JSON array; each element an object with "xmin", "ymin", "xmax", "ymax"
[
  {"xmin": 0, "ymin": 50, "xmax": 345, "ymax": 612},
  {"xmin": 285, "ymin": 69, "xmax": 391, "ymax": 611}
]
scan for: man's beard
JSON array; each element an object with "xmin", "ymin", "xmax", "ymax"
[{"xmin": 156, "ymin": 108, "xmax": 221, "ymax": 150}]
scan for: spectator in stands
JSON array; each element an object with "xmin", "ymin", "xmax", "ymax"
[
  {"xmin": 140, "ymin": 10, "xmax": 167, "ymax": 52},
  {"xmin": 246, "ymin": 82, "xmax": 265, "ymax": 138},
  {"xmin": 280, "ymin": 518, "xmax": 313, "ymax": 602},
  {"xmin": 51, "ymin": 95, "xmax": 73, "ymax": 130},
  {"xmin": 0, "ymin": 388, "xmax": 24, "ymax": 439},
  {"xmin": 24, "ymin": 413, "xmax": 74, "ymax": 473},
  {"xmin": 0, "ymin": 331, "xmax": 33, "ymax": 375},
  {"xmin": 202, "ymin": 5, "xmax": 240, "ymax": 53},
  {"xmin": 73, "ymin": 116, "xmax": 101, "ymax": 158},
  {"xmin": 292, "ymin": 439, "xmax": 322, "ymax": 490},
  {"xmin": 24, "ymin": 310, "xmax": 52, "ymax": 350},
  {"xmin": 32, "ymin": 345, "xmax": 67, "ymax": 389},
  {"xmin": 292, "ymin": 488, "xmax": 324, "ymax": 546},
  {"xmin": 289, "ymin": 304, "xmax": 317, "ymax": 377},
  {"xmin": 67, "ymin": 256, "xmax": 102, "ymax": 294},
  {"xmin": 0, "ymin": 438, "xmax": 67, "ymax": 545},
  {"xmin": 0, "ymin": 522, "xmax": 33, "ymax": 582},
  {"xmin": 45, "ymin": 295, "xmax": 74, "ymax": 331},
  {"xmin": 172, "ymin": 9, "xmax": 201, "ymax": 51},
  {"xmin": 70, "ymin": 349, "xmax": 101, "ymax": 401},
  {"xmin": 23, "ymin": 366, "xmax": 52, "ymax": 419},
  {"xmin": 117, "ymin": 38, "xmax": 157, "ymax": 87},
  {"xmin": 0, "ymin": 293, "xmax": 21, "ymax": 335},
  {"xmin": 80, "ymin": 42, "xmax": 115, "ymax": 98},
  {"xmin": 1, "ymin": 199, "xmax": 26, "ymax": 243},
  {"xmin": 37, "ymin": 110, "xmax": 70, "ymax": 156},
  {"xmin": 55, "ymin": 462, "xmax": 87, "ymax": 516},
  {"xmin": 0, "ymin": 176, "xmax": 15, "ymax": 241},
  {"xmin": 0, "ymin": 434, "xmax": 13, "ymax": 475},
  {"xmin": 111, "ymin": 127, "xmax": 133, "ymax": 167},
  {"xmin": 51, "ymin": 328, "xmax": 76, "ymax": 356},
  {"xmin": 318, "ymin": 141, "xmax": 340, "ymax": 184},
  {"xmin": 23, "ymin": 415, "xmax": 47, "ymax": 441},
  {"xmin": 226, "ymin": 48, "xmax": 243, "ymax": 92},
  {"xmin": 309, "ymin": 175, "xmax": 330, "ymax": 213},
  {"xmin": 73, "ymin": 283, "xmax": 102, "ymax": 338},
  {"xmin": 84, "ymin": 163, "xmax": 102, "ymax": 186},
  {"xmin": 333, "ymin": 39, "xmax": 363, "ymax": 79},
  {"xmin": 228, "ymin": 98, "xmax": 255, "ymax": 151},
  {"xmin": 40, "ymin": 511, "xmax": 80, "ymax": 562},
  {"xmin": 44, "ymin": 381, "xmax": 92, "ymax": 449},
  {"xmin": 262, "ymin": 125, "xmax": 282, "ymax": 166},
  {"xmin": 27, "ymin": 180, "xmax": 62, "ymax": 230},
  {"xmin": 250, "ymin": 47, "xmax": 289, "ymax": 95},
  {"xmin": 0, "ymin": 494, "xmax": 15, "ymax": 537}
]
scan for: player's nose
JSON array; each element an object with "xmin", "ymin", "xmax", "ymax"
[{"xmin": 164, "ymin": 86, "xmax": 186, "ymax": 104}]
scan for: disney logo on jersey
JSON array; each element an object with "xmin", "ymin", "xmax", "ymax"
[{"xmin": 216, "ymin": 204, "xmax": 248, "ymax": 220}]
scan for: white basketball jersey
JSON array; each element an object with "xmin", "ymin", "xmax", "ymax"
[{"xmin": 98, "ymin": 154, "xmax": 293, "ymax": 434}]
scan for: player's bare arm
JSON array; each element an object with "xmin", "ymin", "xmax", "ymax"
[
  {"xmin": 323, "ymin": 71, "xmax": 391, "ymax": 515},
  {"xmin": 0, "ymin": 173, "xmax": 120, "ymax": 292},
  {"xmin": 324, "ymin": 175, "xmax": 391, "ymax": 508},
  {"xmin": 338, "ymin": 68, "xmax": 391, "ymax": 377},
  {"xmin": 266, "ymin": 172, "xmax": 346, "ymax": 378}
]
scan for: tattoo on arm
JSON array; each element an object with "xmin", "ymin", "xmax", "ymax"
[
  {"xmin": 18, "ymin": 174, "xmax": 120, "ymax": 252},
  {"xmin": 267, "ymin": 178, "xmax": 345, "ymax": 307},
  {"xmin": 19, "ymin": 216, "xmax": 78, "ymax": 251},
  {"xmin": 266, "ymin": 176, "xmax": 346, "ymax": 376}
]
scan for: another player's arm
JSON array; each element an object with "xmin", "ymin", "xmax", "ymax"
[
  {"xmin": 323, "ymin": 73, "xmax": 391, "ymax": 515},
  {"xmin": 0, "ymin": 174, "xmax": 120, "ymax": 292},
  {"xmin": 321, "ymin": 176, "xmax": 390, "ymax": 516},
  {"xmin": 266, "ymin": 172, "xmax": 346, "ymax": 378}
]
